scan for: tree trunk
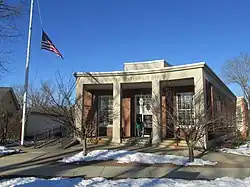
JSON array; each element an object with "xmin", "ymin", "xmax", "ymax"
[
  {"xmin": 82, "ymin": 137, "xmax": 87, "ymax": 156},
  {"xmin": 188, "ymin": 145, "xmax": 194, "ymax": 162}
]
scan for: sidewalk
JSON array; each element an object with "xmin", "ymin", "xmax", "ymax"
[
  {"xmin": 1, "ymin": 145, "xmax": 250, "ymax": 180},
  {"xmin": 1, "ymin": 163, "xmax": 250, "ymax": 180}
]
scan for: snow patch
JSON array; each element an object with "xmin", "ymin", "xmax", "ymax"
[
  {"xmin": 221, "ymin": 142, "xmax": 250, "ymax": 156},
  {"xmin": 0, "ymin": 146, "xmax": 20, "ymax": 156},
  {"xmin": 60, "ymin": 149, "xmax": 217, "ymax": 166},
  {"xmin": 1, "ymin": 177, "xmax": 250, "ymax": 187}
]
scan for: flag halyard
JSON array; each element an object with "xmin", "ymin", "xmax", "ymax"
[{"xmin": 41, "ymin": 30, "xmax": 64, "ymax": 59}]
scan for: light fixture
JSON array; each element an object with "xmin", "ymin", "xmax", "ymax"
[{"xmin": 139, "ymin": 93, "xmax": 144, "ymax": 115}]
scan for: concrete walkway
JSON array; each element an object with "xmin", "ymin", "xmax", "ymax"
[
  {"xmin": 2, "ymin": 164, "xmax": 250, "ymax": 180},
  {"xmin": 1, "ymin": 144, "xmax": 250, "ymax": 180}
]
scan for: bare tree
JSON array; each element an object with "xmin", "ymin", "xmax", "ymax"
[
  {"xmin": 36, "ymin": 73, "xmax": 101, "ymax": 156},
  {"xmin": 222, "ymin": 53, "xmax": 250, "ymax": 105},
  {"xmin": 0, "ymin": 108, "xmax": 9, "ymax": 144},
  {"xmin": 13, "ymin": 84, "xmax": 30, "ymax": 108},
  {"xmin": 0, "ymin": 50, "xmax": 10, "ymax": 78},
  {"xmin": 151, "ymin": 88, "xmax": 234, "ymax": 162},
  {"xmin": 0, "ymin": 0, "xmax": 21, "ymax": 38},
  {"xmin": 0, "ymin": 107, "xmax": 21, "ymax": 144},
  {"xmin": 11, "ymin": 83, "xmax": 53, "ymax": 143},
  {"xmin": 13, "ymin": 83, "xmax": 52, "ymax": 110},
  {"xmin": 0, "ymin": 0, "xmax": 25, "ymax": 77}
]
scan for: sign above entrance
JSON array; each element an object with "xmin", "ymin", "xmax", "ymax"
[{"xmin": 124, "ymin": 74, "xmax": 159, "ymax": 82}]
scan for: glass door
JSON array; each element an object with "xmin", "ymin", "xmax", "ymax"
[{"xmin": 135, "ymin": 94, "xmax": 152, "ymax": 137}]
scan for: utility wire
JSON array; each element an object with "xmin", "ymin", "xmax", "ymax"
[
  {"xmin": 36, "ymin": 0, "xmax": 43, "ymax": 27},
  {"xmin": 34, "ymin": 0, "xmax": 43, "ymax": 82}
]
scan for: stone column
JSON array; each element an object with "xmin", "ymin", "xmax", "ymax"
[
  {"xmin": 194, "ymin": 69, "xmax": 205, "ymax": 101},
  {"xmin": 162, "ymin": 93, "xmax": 167, "ymax": 139},
  {"xmin": 112, "ymin": 82, "xmax": 121, "ymax": 143},
  {"xmin": 152, "ymin": 80, "xmax": 162, "ymax": 144},
  {"xmin": 194, "ymin": 69, "xmax": 207, "ymax": 149},
  {"xmin": 75, "ymin": 80, "xmax": 83, "ymax": 132}
]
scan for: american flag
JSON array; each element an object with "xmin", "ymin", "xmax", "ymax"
[{"xmin": 41, "ymin": 30, "xmax": 64, "ymax": 59}]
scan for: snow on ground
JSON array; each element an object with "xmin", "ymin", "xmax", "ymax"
[
  {"xmin": 1, "ymin": 177, "xmax": 250, "ymax": 187},
  {"xmin": 0, "ymin": 146, "xmax": 20, "ymax": 156},
  {"xmin": 5, "ymin": 140, "xmax": 34, "ymax": 147},
  {"xmin": 221, "ymin": 142, "xmax": 250, "ymax": 156},
  {"xmin": 60, "ymin": 149, "xmax": 217, "ymax": 166}
]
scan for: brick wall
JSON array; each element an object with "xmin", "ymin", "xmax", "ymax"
[{"xmin": 207, "ymin": 81, "xmax": 236, "ymax": 140}]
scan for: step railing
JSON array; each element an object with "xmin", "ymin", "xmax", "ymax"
[{"xmin": 60, "ymin": 128, "xmax": 76, "ymax": 148}]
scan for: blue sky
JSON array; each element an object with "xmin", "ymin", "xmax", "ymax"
[{"xmin": 1, "ymin": 0, "xmax": 250, "ymax": 96}]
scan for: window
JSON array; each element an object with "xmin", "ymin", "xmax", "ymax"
[
  {"xmin": 205, "ymin": 80, "xmax": 212, "ymax": 109},
  {"xmin": 216, "ymin": 96, "xmax": 221, "ymax": 113},
  {"xmin": 220, "ymin": 100, "xmax": 224, "ymax": 113},
  {"xmin": 177, "ymin": 92, "xmax": 194, "ymax": 125},
  {"xmin": 98, "ymin": 95, "xmax": 113, "ymax": 126}
]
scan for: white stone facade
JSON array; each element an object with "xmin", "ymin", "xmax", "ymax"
[{"xmin": 74, "ymin": 60, "xmax": 236, "ymax": 147}]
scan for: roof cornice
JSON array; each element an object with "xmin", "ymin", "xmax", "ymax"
[{"xmin": 74, "ymin": 62, "xmax": 206, "ymax": 77}]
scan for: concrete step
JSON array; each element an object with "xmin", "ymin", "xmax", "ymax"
[
  {"xmin": 160, "ymin": 141, "xmax": 187, "ymax": 145},
  {"xmin": 121, "ymin": 137, "xmax": 151, "ymax": 146},
  {"xmin": 161, "ymin": 139, "xmax": 186, "ymax": 143},
  {"xmin": 95, "ymin": 137, "xmax": 111, "ymax": 144},
  {"xmin": 85, "ymin": 137, "xmax": 112, "ymax": 146},
  {"xmin": 158, "ymin": 139, "xmax": 188, "ymax": 148},
  {"xmin": 158, "ymin": 144, "xmax": 188, "ymax": 148}
]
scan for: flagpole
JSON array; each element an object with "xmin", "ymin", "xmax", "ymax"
[{"xmin": 21, "ymin": 0, "xmax": 34, "ymax": 146}]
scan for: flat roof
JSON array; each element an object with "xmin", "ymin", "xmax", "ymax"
[
  {"xmin": 123, "ymin": 59, "xmax": 165, "ymax": 65},
  {"xmin": 74, "ymin": 62, "xmax": 206, "ymax": 77},
  {"xmin": 73, "ymin": 61, "xmax": 235, "ymax": 98}
]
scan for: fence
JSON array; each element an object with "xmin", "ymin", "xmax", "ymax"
[{"xmin": 33, "ymin": 126, "xmax": 66, "ymax": 148}]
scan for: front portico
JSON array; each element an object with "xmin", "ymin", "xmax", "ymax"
[{"xmin": 75, "ymin": 60, "xmax": 206, "ymax": 145}]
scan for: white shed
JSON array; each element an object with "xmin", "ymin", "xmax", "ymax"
[{"xmin": 25, "ymin": 111, "xmax": 64, "ymax": 138}]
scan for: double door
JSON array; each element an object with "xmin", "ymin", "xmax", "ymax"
[{"xmin": 135, "ymin": 94, "xmax": 152, "ymax": 136}]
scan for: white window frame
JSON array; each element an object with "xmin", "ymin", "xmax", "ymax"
[
  {"xmin": 98, "ymin": 95, "xmax": 113, "ymax": 127},
  {"xmin": 176, "ymin": 92, "xmax": 194, "ymax": 128}
]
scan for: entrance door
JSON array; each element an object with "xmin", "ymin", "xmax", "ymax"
[{"xmin": 134, "ymin": 94, "xmax": 152, "ymax": 137}]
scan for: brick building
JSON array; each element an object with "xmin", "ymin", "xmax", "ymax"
[{"xmin": 74, "ymin": 60, "xmax": 236, "ymax": 148}]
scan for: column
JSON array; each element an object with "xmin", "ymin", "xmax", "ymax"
[
  {"xmin": 162, "ymin": 93, "xmax": 167, "ymax": 139},
  {"xmin": 152, "ymin": 80, "xmax": 162, "ymax": 144},
  {"xmin": 75, "ymin": 80, "xmax": 83, "ymax": 132},
  {"xmin": 194, "ymin": 69, "xmax": 207, "ymax": 149},
  {"xmin": 194, "ymin": 69, "xmax": 205, "ymax": 106},
  {"xmin": 112, "ymin": 82, "xmax": 121, "ymax": 143}
]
